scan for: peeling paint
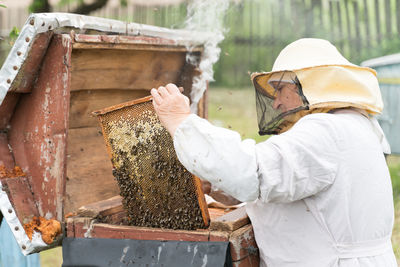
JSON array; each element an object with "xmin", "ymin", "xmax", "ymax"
[
  {"xmin": 44, "ymin": 211, "xmax": 53, "ymax": 220},
  {"xmin": 83, "ymin": 220, "xmax": 94, "ymax": 238},
  {"xmin": 120, "ymin": 245, "xmax": 130, "ymax": 263},
  {"xmin": 191, "ymin": 244, "xmax": 198, "ymax": 265},
  {"xmin": 201, "ymin": 254, "xmax": 208, "ymax": 267},
  {"xmin": 62, "ymin": 35, "xmax": 71, "ymax": 48},
  {"xmin": 0, "ymin": 181, "xmax": 35, "ymax": 255},
  {"xmin": 37, "ymin": 200, "xmax": 43, "ymax": 217},
  {"xmin": 157, "ymin": 246, "xmax": 162, "ymax": 262},
  {"xmin": 49, "ymin": 137, "xmax": 63, "ymax": 179}
]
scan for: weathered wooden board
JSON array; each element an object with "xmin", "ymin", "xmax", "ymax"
[
  {"xmin": 72, "ymin": 220, "xmax": 211, "ymax": 242},
  {"xmin": 71, "ymin": 49, "xmax": 187, "ymax": 91},
  {"xmin": 73, "ymin": 34, "xmax": 204, "ymax": 52},
  {"xmin": 8, "ymin": 34, "xmax": 71, "ymax": 222},
  {"xmin": 65, "ymin": 127, "xmax": 120, "ymax": 215},
  {"xmin": 209, "ymin": 206, "xmax": 249, "ymax": 232},
  {"xmin": 0, "ymin": 133, "xmax": 14, "ymax": 169},
  {"xmin": 77, "ymin": 195, "xmax": 123, "ymax": 218},
  {"xmin": 208, "ymin": 207, "xmax": 230, "ymax": 220},
  {"xmin": 1, "ymin": 177, "xmax": 40, "ymax": 225},
  {"xmin": 69, "ymin": 89, "xmax": 150, "ymax": 129},
  {"xmin": 72, "ymin": 42, "xmax": 201, "ymax": 52},
  {"xmin": 230, "ymin": 224, "xmax": 259, "ymax": 264},
  {"xmin": 232, "ymin": 254, "xmax": 260, "ymax": 267},
  {"xmin": 9, "ymin": 32, "xmax": 54, "ymax": 93},
  {"xmin": 0, "ymin": 92, "xmax": 20, "ymax": 130}
]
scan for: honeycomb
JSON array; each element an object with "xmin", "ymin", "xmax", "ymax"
[{"xmin": 94, "ymin": 97, "xmax": 209, "ymax": 230}]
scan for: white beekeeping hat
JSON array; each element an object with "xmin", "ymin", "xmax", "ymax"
[{"xmin": 251, "ymin": 38, "xmax": 383, "ymax": 134}]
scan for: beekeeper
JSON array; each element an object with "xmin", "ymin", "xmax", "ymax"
[{"xmin": 150, "ymin": 38, "xmax": 397, "ymax": 266}]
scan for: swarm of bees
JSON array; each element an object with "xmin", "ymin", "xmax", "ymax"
[{"xmin": 102, "ymin": 101, "xmax": 206, "ymax": 230}]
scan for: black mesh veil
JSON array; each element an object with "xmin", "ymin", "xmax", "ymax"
[{"xmin": 254, "ymin": 71, "xmax": 309, "ymax": 135}]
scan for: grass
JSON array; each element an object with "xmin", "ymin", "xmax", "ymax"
[
  {"xmin": 39, "ymin": 86, "xmax": 400, "ymax": 266},
  {"xmin": 40, "ymin": 247, "xmax": 62, "ymax": 266}
]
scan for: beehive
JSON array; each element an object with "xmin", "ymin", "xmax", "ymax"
[{"xmin": 94, "ymin": 96, "xmax": 209, "ymax": 230}]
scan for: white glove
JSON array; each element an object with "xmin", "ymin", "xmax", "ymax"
[{"xmin": 150, "ymin": 84, "xmax": 190, "ymax": 136}]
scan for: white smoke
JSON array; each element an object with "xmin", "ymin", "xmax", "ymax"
[{"xmin": 183, "ymin": 0, "xmax": 230, "ymax": 113}]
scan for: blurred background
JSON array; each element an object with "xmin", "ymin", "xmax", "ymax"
[
  {"xmin": 3, "ymin": 0, "xmax": 400, "ymax": 86},
  {"xmin": 1, "ymin": 0, "xmax": 400, "ymax": 266}
]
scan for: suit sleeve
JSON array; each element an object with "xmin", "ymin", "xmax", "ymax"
[{"xmin": 173, "ymin": 114, "xmax": 339, "ymax": 203}]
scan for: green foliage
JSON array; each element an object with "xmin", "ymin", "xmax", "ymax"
[
  {"xmin": 389, "ymin": 156, "xmax": 400, "ymax": 260},
  {"xmin": 0, "ymin": 4, "xmax": 6, "ymax": 8},
  {"xmin": 8, "ymin": 27, "xmax": 20, "ymax": 46},
  {"xmin": 29, "ymin": 0, "xmax": 44, "ymax": 13},
  {"xmin": 120, "ymin": 0, "xmax": 127, "ymax": 8},
  {"xmin": 56, "ymin": 0, "xmax": 84, "ymax": 9},
  {"xmin": 389, "ymin": 159, "xmax": 400, "ymax": 202}
]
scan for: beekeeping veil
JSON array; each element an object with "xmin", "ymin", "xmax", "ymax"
[{"xmin": 251, "ymin": 38, "xmax": 383, "ymax": 135}]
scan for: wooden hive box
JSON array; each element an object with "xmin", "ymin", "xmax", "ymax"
[{"xmin": 0, "ymin": 13, "xmax": 259, "ymax": 267}]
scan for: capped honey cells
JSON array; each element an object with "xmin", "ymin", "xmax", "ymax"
[{"xmin": 95, "ymin": 98, "xmax": 208, "ymax": 230}]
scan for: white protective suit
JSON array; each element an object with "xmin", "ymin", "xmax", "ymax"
[{"xmin": 173, "ymin": 109, "xmax": 397, "ymax": 266}]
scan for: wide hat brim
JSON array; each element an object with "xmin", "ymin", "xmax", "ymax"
[{"xmin": 251, "ymin": 63, "xmax": 376, "ymax": 99}]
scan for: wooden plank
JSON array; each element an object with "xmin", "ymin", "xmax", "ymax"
[
  {"xmin": 77, "ymin": 222, "xmax": 211, "ymax": 242},
  {"xmin": 2, "ymin": 177, "xmax": 40, "ymax": 225},
  {"xmin": 70, "ymin": 48, "xmax": 187, "ymax": 91},
  {"xmin": 193, "ymin": 176, "xmax": 210, "ymax": 227},
  {"xmin": 209, "ymin": 206, "xmax": 249, "ymax": 232},
  {"xmin": 65, "ymin": 127, "xmax": 120, "ymax": 215},
  {"xmin": 232, "ymin": 253, "xmax": 260, "ymax": 267},
  {"xmin": 9, "ymin": 34, "xmax": 71, "ymax": 222},
  {"xmin": 77, "ymin": 195, "xmax": 123, "ymax": 218},
  {"xmin": 208, "ymin": 207, "xmax": 230, "ymax": 220},
  {"xmin": 209, "ymin": 231, "xmax": 230, "ymax": 242},
  {"xmin": 71, "ymin": 217, "xmax": 92, "ymax": 238},
  {"xmin": 69, "ymin": 89, "xmax": 150, "ymax": 129},
  {"xmin": 229, "ymin": 224, "xmax": 258, "ymax": 263},
  {"xmin": 9, "ymin": 32, "xmax": 53, "ymax": 93},
  {"xmin": 66, "ymin": 218, "xmax": 75, "ymax": 238},
  {"xmin": 0, "ymin": 92, "xmax": 20, "ymax": 130},
  {"xmin": 72, "ymin": 42, "xmax": 202, "ymax": 52},
  {"xmin": 177, "ymin": 52, "xmax": 202, "ymax": 101},
  {"xmin": 0, "ymin": 133, "xmax": 14, "ymax": 169},
  {"xmin": 97, "ymin": 209, "xmax": 127, "ymax": 225}
]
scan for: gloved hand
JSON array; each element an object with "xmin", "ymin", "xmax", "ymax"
[{"xmin": 151, "ymin": 83, "xmax": 191, "ymax": 136}]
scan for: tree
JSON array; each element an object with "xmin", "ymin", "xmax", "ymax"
[{"xmin": 29, "ymin": 0, "xmax": 111, "ymax": 15}]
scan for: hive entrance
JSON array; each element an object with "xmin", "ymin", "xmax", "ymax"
[{"xmin": 94, "ymin": 97, "xmax": 209, "ymax": 230}]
